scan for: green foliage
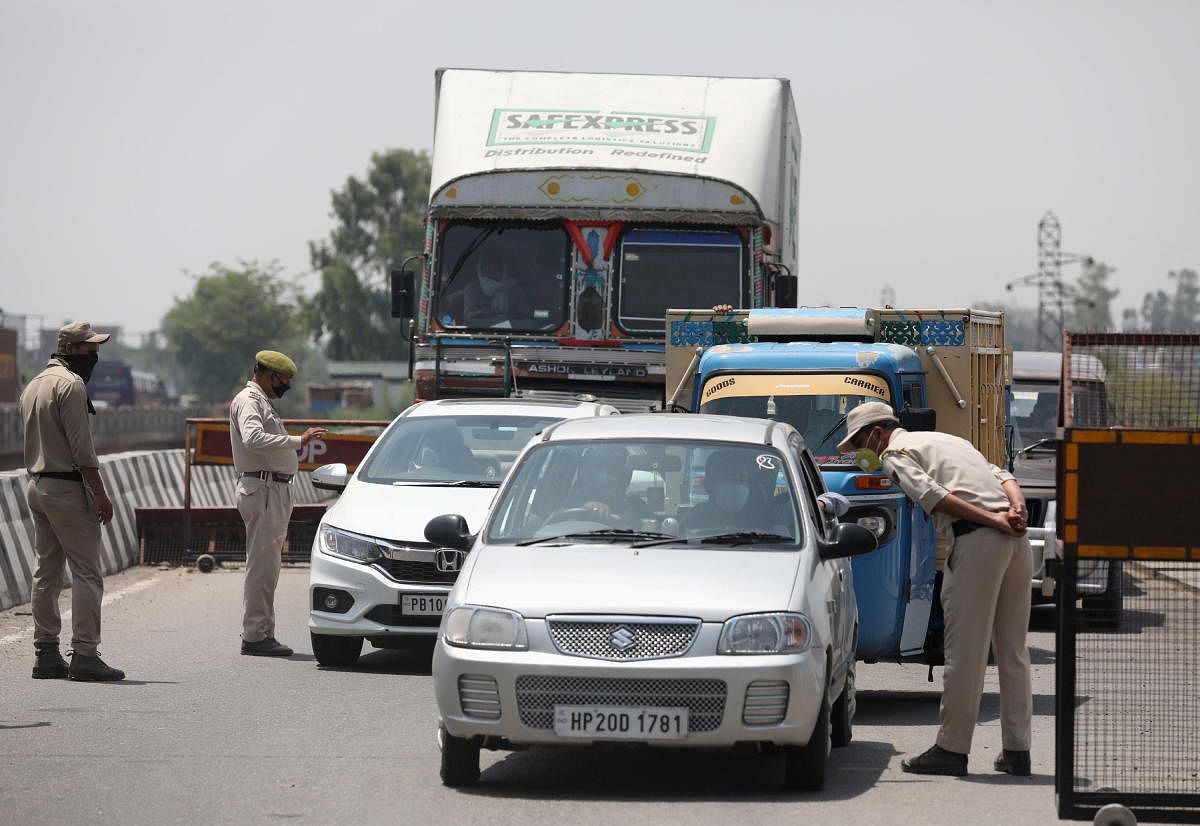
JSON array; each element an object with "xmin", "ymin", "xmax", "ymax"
[
  {"xmin": 162, "ymin": 261, "xmax": 303, "ymax": 403},
  {"xmin": 1129, "ymin": 269, "xmax": 1200, "ymax": 332},
  {"xmin": 1068, "ymin": 262, "xmax": 1119, "ymax": 331},
  {"xmin": 306, "ymin": 148, "xmax": 431, "ymax": 360}
]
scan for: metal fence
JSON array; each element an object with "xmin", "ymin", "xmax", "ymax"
[{"xmin": 1056, "ymin": 333, "xmax": 1200, "ymax": 823}]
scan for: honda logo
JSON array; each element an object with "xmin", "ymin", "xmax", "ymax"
[
  {"xmin": 434, "ymin": 549, "xmax": 464, "ymax": 573},
  {"xmin": 610, "ymin": 625, "xmax": 637, "ymax": 651}
]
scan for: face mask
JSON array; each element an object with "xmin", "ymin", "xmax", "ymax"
[
  {"xmin": 60, "ymin": 351, "xmax": 99, "ymax": 383},
  {"xmin": 479, "ymin": 274, "xmax": 501, "ymax": 297},
  {"xmin": 272, "ymin": 376, "xmax": 292, "ymax": 398},
  {"xmin": 853, "ymin": 429, "xmax": 883, "ymax": 472},
  {"xmin": 714, "ymin": 483, "xmax": 750, "ymax": 513}
]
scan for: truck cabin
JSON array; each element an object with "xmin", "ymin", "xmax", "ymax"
[{"xmin": 1009, "ymin": 351, "xmax": 1108, "ymax": 457}]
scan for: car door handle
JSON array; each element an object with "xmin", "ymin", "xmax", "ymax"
[{"xmin": 837, "ymin": 569, "xmax": 845, "ymax": 582}]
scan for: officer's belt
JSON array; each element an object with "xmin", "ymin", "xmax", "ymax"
[
  {"xmin": 36, "ymin": 470, "xmax": 83, "ymax": 482},
  {"xmin": 241, "ymin": 470, "xmax": 294, "ymax": 484},
  {"xmin": 951, "ymin": 519, "xmax": 984, "ymax": 538}
]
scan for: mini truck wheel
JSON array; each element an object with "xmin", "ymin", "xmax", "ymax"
[
  {"xmin": 310, "ymin": 632, "xmax": 363, "ymax": 667},
  {"xmin": 439, "ymin": 724, "xmax": 480, "ymax": 787}
]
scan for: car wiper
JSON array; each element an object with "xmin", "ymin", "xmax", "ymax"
[
  {"xmin": 696, "ymin": 531, "xmax": 794, "ymax": 546},
  {"xmin": 516, "ymin": 529, "xmax": 675, "ymax": 547},
  {"xmin": 392, "ymin": 479, "xmax": 499, "ymax": 487}
]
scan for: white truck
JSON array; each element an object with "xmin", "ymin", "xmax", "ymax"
[{"xmin": 392, "ymin": 68, "xmax": 802, "ymax": 411}]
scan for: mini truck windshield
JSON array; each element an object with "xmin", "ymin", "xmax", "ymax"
[
  {"xmin": 358, "ymin": 415, "xmax": 564, "ymax": 485},
  {"xmin": 486, "ymin": 438, "xmax": 802, "ymax": 547}
]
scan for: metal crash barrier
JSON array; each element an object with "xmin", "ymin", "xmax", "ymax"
[
  {"xmin": 137, "ymin": 417, "xmax": 389, "ymax": 567},
  {"xmin": 1056, "ymin": 333, "xmax": 1200, "ymax": 824}
]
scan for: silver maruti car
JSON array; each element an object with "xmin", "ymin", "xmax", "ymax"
[{"xmin": 426, "ymin": 414, "xmax": 877, "ymax": 790}]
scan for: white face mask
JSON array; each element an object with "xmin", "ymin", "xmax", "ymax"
[
  {"xmin": 714, "ymin": 483, "xmax": 750, "ymax": 513},
  {"xmin": 479, "ymin": 274, "xmax": 501, "ymax": 296}
]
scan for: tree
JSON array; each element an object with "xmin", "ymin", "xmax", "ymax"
[
  {"xmin": 1140, "ymin": 289, "xmax": 1171, "ymax": 332},
  {"xmin": 1167, "ymin": 269, "xmax": 1200, "ymax": 331},
  {"xmin": 162, "ymin": 261, "xmax": 302, "ymax": 403},
  {"xmin": 1068, "ymin": 261, "xmax": 1119, "ymax": 331},
  {"xmin": 306, "ymin": 148, "xmax": 431, "ymax": 360}
]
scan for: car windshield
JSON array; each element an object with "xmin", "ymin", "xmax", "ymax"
[
  {"xmin": 434, "ymin": 221, "xmax": 569, "ymax": 332},
  {"xmin": 698, "ymin": 373, "xmax": 892, "ymax": 466},
  {"xmin": 358, "ymin": 415, "xmax": 563, "ymax": 485},
  {"xmin": 616, "ymin": 229, "xmax": 744, "ymax": 333},
  {"xmin": 486, "ymin": 439, "xmax": 801, "ymax": 546}
]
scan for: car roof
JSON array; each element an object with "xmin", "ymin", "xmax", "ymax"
[
  {"xmin": 401, "ymin": 397, "xmax": 619, "ymax": 419},
  {"xmin": 539, "ymin": 413, "xmax": 786, "ymax": 448},
  {"xmin": 1012, "ymin": 351, "xmax": 1106, "ymax": 382}
]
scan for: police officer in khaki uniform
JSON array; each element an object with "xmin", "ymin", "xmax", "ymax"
[
  {"xmin": 21, "ymin": 322, "xmax": 124, "ymax": 681},
  {"xmin": 838, "ymin": 402, "xmax": 1032, "ymax": 777},
  {"xmin": 230, "ymin": 350, "xmax": 325, "ymax": 657}
]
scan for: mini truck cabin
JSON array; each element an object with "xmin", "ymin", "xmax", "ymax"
[
  {"xmin": 392, "ymin": 68, "xmax": 802, "ymax": 412},
  {"xmin": 666, "ymin": 306, "xmax": 1007, "ymax": 663}
]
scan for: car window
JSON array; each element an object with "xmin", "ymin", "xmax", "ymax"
[
  {"xmin": 487, "ymin": 439, "xmax": 802, "ymax": 546},
  {"xmin": 358, "ymin": 415, "xmax": 561, "ymax": 484}
]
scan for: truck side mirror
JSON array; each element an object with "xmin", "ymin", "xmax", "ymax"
[
  {"xmin": 899, "ymin": 407, "xmax": 937, "ymax": 432},
  {"xmin": 390, "ymin": 267, "xmax": 415, "ymax": 320},
  {"xmin": 774, "ymin": 273, "xmax": 798, "ymax": 308}
]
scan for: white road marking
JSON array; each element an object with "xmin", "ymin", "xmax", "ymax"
[{"xmin": 0, "ymin": 572, "xmax": 164, "ymax": 648}]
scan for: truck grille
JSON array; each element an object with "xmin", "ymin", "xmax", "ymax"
[
  {"xmin": 547, "ymin": 618, "xmax": 699, "ymax": 661},
  {"xmin": 515, "ymin": 676, "xmax": 726, "ymax": 732}
]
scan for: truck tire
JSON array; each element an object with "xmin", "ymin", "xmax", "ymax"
[
  {"xmin": 310, "ymin": 632, "xmax": 363, "ymax": 667},
  {"xmin": 1082, "ymin": 561, "xmax": 1123, "ymax": 630},
  {"xmin": 440, "ymin": 725, "xmax": 481, "ymax": 787},
  {"xmin": 784, "ymin": 684, "xmax": 830, "ymax": 790}
]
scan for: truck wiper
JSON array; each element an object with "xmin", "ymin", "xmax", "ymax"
[
  {"xmin": 813, "ymin": 414, "xmax": 849, "ymax": 453},
  {"xmin": 1017, "ymin": 437, "xmax": 1058, "ymax": 456},
  {"xmin": 517, "ymin": 529, "xmax": 675, "ymax": 547},
  {"xmin": 440, "ymin": 227, "xmax": 494, "ymax": 294},
  {"xmin": 696, "ymin": 531, "xmax": 793, "ymax": 546}
]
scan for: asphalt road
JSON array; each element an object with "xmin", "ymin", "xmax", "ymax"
[{"xmin": 0, "ymin": 565, "xmax": 1067, "ymax": 825}]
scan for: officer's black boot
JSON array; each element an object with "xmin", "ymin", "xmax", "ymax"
[
  {"xmin": 994, "ymin": 749, "xmax": 1032, "ymax": 776},
  {"xmin": 32, "ymin": 643, "xmax": 69, "ymax": 680},
  {"xmin": 67, "ymin": 652, "xmax": 125, "ymax": 682}
]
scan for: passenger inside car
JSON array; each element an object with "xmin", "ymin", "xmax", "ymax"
[
  {"xmin": 686, "ymin": 449, "xmax": 794, "ymax": 538},
  {"xmin": 416, "ymin": 422, "xmax": 486, "ymax": 476}
]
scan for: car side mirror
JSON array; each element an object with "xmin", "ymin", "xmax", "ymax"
[
  {"xmin": 817, "ymin": 522, "xmax": 878, "ymax": 560},
  {"xmin": 310, "ymin": 462, "xmax": 350, "ymax": 493},
  {"xmin": 425, "ymin": 514, "xmax": 475, "ymax": 553},
  {"xmin": 899, "ymin": 407, "xmax": 937, "ymax": 432}
]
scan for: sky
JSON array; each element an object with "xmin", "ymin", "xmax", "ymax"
[{"xmin": 3, "ymin": 0, "xmax": 1199, "ymax": 344}]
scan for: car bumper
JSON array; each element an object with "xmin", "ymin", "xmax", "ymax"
[
  {"xmin": 433, "ymin": 619, "xmax": 827, "ymax": 748},
  {"xmin": 308, "ymin": 547, "xmax": 454, "ymax": 637}
]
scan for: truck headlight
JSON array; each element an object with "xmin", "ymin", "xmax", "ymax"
[
  {"xmin": 718, "ymin": 612, "xmax": 812, "ymax": 655},
  {"xmin": 444, "ymin": 606, "xmax": 529, "ymax": 650},
  {"xmin": 319, "ymin": 525, "xmax": 382, "ymax": 563},
  {"xmin": 856, "ymin": 514, "xmax": 889, "ymax": 538}
]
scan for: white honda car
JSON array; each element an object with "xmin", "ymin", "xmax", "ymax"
[
  {"xmin": 307, "ymin": 397, "xmax": 617, "ymax": 667},
  {"xmin": 427, "ymin": 414, "xmax": 876, "ymax": 790}
]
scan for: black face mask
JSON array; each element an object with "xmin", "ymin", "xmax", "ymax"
[
  {"xmin": 60, "ymin": 351, "xmax": 99, "ymax": 384},
  {"xmin": 272, "ymin": 375, "xmax": 292, "ymax": 398}
]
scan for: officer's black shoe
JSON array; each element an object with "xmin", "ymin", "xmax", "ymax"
[
  {"xmin": 241, "ymin": 637, "xmax": 293, "ymax": 657},
  {"xmin": 67, "ymin": 652, "xmax": 126, "ymax": 682},
  {"xmin": 901, "ymin": 744, "xmax": 968, "ymax": 776},
  {"xmin": 994, "ymin": 749, "xmax": 1032, "ymax": 776},
  {"xmin": 32, "ymin": 643, "xmax": 69, "ymax": 679}
]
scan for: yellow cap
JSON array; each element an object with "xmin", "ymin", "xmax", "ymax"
[{"xmin": 255, "ymin": 350, "xmax": 297, "ymax": 377}]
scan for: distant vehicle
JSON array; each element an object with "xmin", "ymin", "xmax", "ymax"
[
  {"xmin": 1008, "ymin": 350, "xmax": 1120, "ymax": 625},
  {"xmin": 427, "ymin": 413, "xmax": 876, "ymax": 790},
  {"xmin": 89, "ymin": 359, "xmax": 169, "ymax": 407},
  {"xmin": 305, "ymin": 398, "xmax": 619, "ymax": 668}
]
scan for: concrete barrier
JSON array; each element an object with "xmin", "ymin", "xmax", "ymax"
[{"xmin": 0, "ymin": 449, "xmax": 330, "ymax": 611}]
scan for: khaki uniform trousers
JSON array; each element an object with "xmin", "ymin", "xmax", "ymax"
[
  {"xmin": 936, "ymin": 527, "xmax": 1034, "ymax": 754},
  {"xmin": 237, "ymin": 476, "xmax": 293, "ymax": 643},
  {"xmin": 27, "ymin": 476, "xmax": 104, "ymax": 656}
]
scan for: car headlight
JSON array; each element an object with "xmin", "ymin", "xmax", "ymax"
[
  {"xmin": 319, "ymin": 525, "xmax": 382, "ymax": 564},
  {"xmin": 717, "ymin": 612, "xmax": 812, "ymax": 655},
  {"xmin": 443, "ymin": 606, "xmax": 529, "ymax": 650}
]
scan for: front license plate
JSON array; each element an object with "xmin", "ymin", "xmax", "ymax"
[
  {"xmin": 553, "ymin": 705, "xmax": 689, "ymax": 740},
  {"xmin": 400, "ymin": 594, "xmax": 446, "ymax": 616}
]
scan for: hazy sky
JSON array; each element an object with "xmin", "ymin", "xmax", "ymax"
[{"xmin": 3, "ymin": 0, "xmax": 1198, "ymax": 342}]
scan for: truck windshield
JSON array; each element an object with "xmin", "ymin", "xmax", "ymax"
[
  {"xmin": 434, "ymin": 222, "xmax": 570, "ymax": 332},
  {"xmin": 617, "ymin": 229, "xmax": 744, "ymax": 333},
  {"xmin": 698, "ymin": 373, "xmax": 892, "ymax": 466},
  {"xmin": 1009, "ymin": 379, "xmax": 1108, "ymax": 443}
]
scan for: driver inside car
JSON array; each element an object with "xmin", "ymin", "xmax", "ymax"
[{"xmin": 564, "ymin": 445, "xmax": 651, "ymax": 526}]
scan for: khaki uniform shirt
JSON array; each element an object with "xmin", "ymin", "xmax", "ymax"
[
  {"xmin": 20, "ymin": 358, "xmax": 100, "ymax": 473},
  {"xmin": 880, "ymin": 427, "xmax": 1015, "ymax": 539},
  {"xmin": 229, "ymin": 381, "xmax": 300, "ymax": 475}
]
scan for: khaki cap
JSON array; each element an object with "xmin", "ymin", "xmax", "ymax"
[
  {"xmin": 58, "ymin": 321, "xmax": 111, "ymax": 349},
  {"xmin": 836, "ymin": 401, "xmax": 899, "ymax": 453},
  {"xmin": 255, "ymin": 350, "xmax": 298, "ymax": 377}
]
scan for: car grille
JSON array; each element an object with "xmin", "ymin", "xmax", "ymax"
[
  {"xmin": 743, "ymin": 680, "xmax": 790, "ymax": 725},
  {"xmin": 515, "ymin": 676, "xmax": 726, "ymax": 732},
  {"xmin": 372, "ymin": 558, "xmax": 458, "ymax": 585},
  {"xmin": 546, "ymin": 618, "xmax": 700, "ymax": 661},
  {"xmin": 363, "ymin": 606, "xmax": 441, "ymax": 627},
  {"xmin": 459, "ymin": 674, "xmax": 502, "ymax": 720}
]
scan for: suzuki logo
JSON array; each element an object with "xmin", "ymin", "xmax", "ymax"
[
  {"xmin": 434, "ymin": 549, "xmax": 464, "ymax": 573},
  {"xmin": 610, "ymin": 625, "xmax": 637, "ymax": 651}
]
